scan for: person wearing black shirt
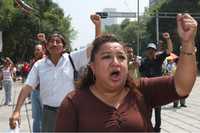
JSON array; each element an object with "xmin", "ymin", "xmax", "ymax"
[{"xmin": 139, "ymin": 32, "xmax": 173, "ymax": 132}]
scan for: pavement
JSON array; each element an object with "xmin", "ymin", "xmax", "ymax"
[
  {"xmin": 0, "ymin": 80, "xmax": 32, "ymax": 132},
  {"xmin": 160, "ymin": 76, "xmax": 200, "ymax": 133},
  {"xmin": 0, "ymin": 77, "xmax": 200, "ymax": 132}
]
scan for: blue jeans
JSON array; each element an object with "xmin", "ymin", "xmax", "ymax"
[
  {"xmin": 3, "ymin": 80, "xmax": 12, "ymax": 104},
  {"xmin": 31, "ymin": 90, "xmax": 42, "ymax": 132}
]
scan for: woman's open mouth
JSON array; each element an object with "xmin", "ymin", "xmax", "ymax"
[{"xmin": 110, "ymin": 69, "xmax": 121, "ymax": 81}]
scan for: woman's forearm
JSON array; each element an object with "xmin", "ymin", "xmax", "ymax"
[
  {"xmin": 175, "ymin": 43, "xmax": 197, "ymax": 96},
  {"xmin": 174, "ymin": 13, "xmax": 197, "ymax": 96}
]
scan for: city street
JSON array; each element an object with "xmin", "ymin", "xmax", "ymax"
[
  {"xmin": 0, "ymin": 80, "xmax": 32, "ymax": 132},
  {"xmin": 0, "ymin": 77, "xmax": 200, "ymax": 132}
]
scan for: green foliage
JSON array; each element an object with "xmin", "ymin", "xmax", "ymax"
[
  {"xmin": 120, "ymin": 19, "xmax": 130, "ymax": 30},
  {"xmin": 0, "ymin": 0, "xmax": 75, "ymax": 62},
  {"xmin": 104, "ymin": 17, "xmax": 147, "ymax": 55},
  {"xmin": 104, "ymin": 24, "xmax": 122, "ymax": 40}
]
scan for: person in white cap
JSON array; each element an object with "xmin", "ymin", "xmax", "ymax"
[{"xmin": 139, "ymin": 32, "xmax": 173, "ymax": 132}]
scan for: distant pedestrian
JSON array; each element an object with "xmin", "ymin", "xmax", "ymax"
[
  {"xmin": 31, "ymin": 43, "xmax": 45, "ymax": 132},
  {"xmin": 166, "ymin": 57, "xmax": 177, "ymax": 76},
  {"xmin": 125, "ymin": 44, "xmax": 141, "ymax": 79},
  {"xmin": 21, "ymin": 61, "xmax": 30, "ymax": 82},
  {"xmin": 0, "ymin": 57, "xmax": 14, "ymax": 106},
  {"xmin": 139, "ymin": 32, "xmax": 173, "ymax": 132}
]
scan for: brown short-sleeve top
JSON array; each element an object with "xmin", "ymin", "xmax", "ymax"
[{"xmin": 55, "ymin": 76, "xmax": 186, "ymax": 132}]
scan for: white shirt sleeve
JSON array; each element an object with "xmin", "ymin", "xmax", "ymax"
[
  {"xmin": 70, "ymin": 48, "xmax": 89, "ymax": 70},
  {"xmin": 25, "ymin": 64, "xmax": 39, "ymax": 90}
]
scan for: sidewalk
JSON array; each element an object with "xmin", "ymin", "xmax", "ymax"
[
  {"xmin": 0, "ymin": 81, "xmax": 32, "ymax": 132},
  {"xmin": 0, "ymin": 77, "xmax": 200, "ymax": 132},
  {"xmin": 161, "ymin": 76, "xmax": 200, "ymax": 132}
]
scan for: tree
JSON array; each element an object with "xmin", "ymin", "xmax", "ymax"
[
  {"xmin": 0, "ymin": 0, "xmax": 75, "ymax": 62},
  {"xmin": 104, "ymin": 24, "xmax": 122, "ymax": 40},
  {"xmin": 104, "ymin": 17, "xmax": 148, "ymax": 56}
]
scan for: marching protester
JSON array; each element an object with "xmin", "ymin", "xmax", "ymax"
[
  {"xmin": 139, "ymin": 32, "xmax": 173, "ymax": 132},
  {"xmin": 30, "ymin": 43, "xmax": 45, "ymax": 132},
  {"xmin": 125, "ymin": 45, "xmax": 141, "ymax": 79},
  {"xmin": 9, "ymin": 14, "xmax": 101, "ymax": 132},
  {"xmin": 166, "ymin": 57, "xmax": 177, "ymax": 76},
  {"xmin": 55, "ymin": 13, "xmax": 197, "ymax": 132},
  {"xmin": 0, "ymin": 57, "xmax": 14, "ymax": 106},
  {"xmin": 21, "ymin": 61, "xmax": 30, "ymax": 83}
]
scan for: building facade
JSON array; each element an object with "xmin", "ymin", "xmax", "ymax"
[{"xmin": 149, "ymin": 0, "xmax": 158, "ymax": 6}]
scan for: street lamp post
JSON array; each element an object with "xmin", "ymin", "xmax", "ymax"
[
  {"xmin": 156, "ymin": 12, "xmax": 159, "ymax": 45},
  {"xmin": 137, "ymin": 0, "xmax": 140, "ymax": 56}
]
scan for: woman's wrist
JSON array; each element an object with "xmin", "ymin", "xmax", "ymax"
[{"xmin": 180, "ymin": 45, "xmax": 197, "ymax": 55}]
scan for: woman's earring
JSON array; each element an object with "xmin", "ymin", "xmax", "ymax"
[{"xmin": 92, "ymin": 72, "xmax": 96, "ymax": 82}]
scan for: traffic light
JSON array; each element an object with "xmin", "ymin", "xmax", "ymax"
[{"xmin": 96, "ymin": 12, "xmax": 108, "ymax": 19}]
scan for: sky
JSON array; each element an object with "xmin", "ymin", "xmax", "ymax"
[{"xmin": 52, "ymin": 0, "xmax": 149, "ymax": 49}]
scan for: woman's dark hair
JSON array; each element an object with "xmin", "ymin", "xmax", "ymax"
[
  {"xmin": 90, "ymin": 34, "xmax": 120, "ymax": 62},
  {"xmin": 76, "ymin": 34, "xmax": 137, "ymax": 90}
]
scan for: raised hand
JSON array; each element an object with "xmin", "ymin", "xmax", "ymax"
[
  {"xmin": 90, "ymin": 14, "xmax": 101, "ymax": 26},
  {"xmin": 90, "ymin": 14, "xmax": 102, "ymax": 37},
  {"xmin": 177, "ymin": 13, "xmax": 197, "ymax": 45},
  {"xmin": 37, "ymin": 33, "xmax": 46, "ymax": 42},
  {"xmin": 162, "ymin": 32, "xmax": 170, "ymax": 39}
]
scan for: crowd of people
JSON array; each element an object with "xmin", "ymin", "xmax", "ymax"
[{"xmin": 4, "ymin": 13, "xmax": 198, "ymax": 132}]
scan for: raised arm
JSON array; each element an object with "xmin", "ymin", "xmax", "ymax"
[
  {"xmin": 90, "ymin": 14, "xmax": 102, "ymax": 38},
  {"xmin": 86, "ymin": 14, "xmax": 102, "ymax": 57},
  {"xmin": 162, "ymin": 32, "xmax": 173, "ymax": 54},
  {"xmin": 175, "ymin": 13, "xmax": 197, "ymax": 96}
]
